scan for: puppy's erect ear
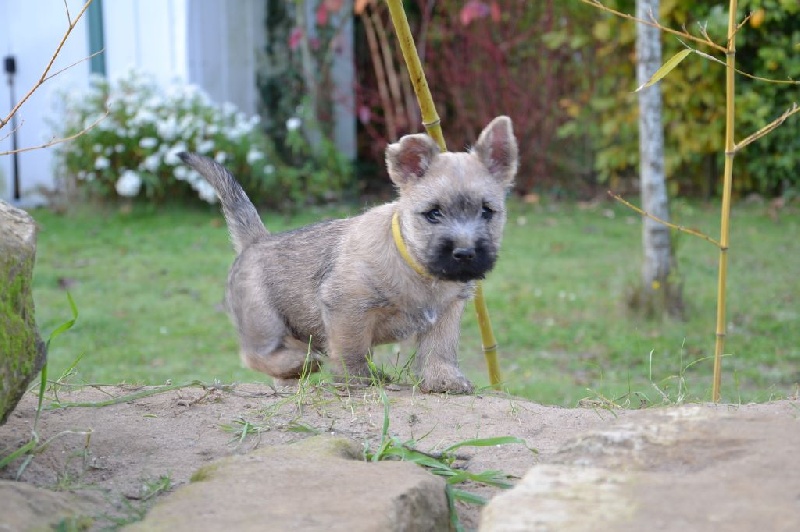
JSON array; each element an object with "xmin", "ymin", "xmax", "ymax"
[
  {"xmin": 386, "ymin": 133, "xmax": 441, "ymax": 187},
  {"xmin": 473, "ymin": 116, "xmax": 518, "ymax": 187}
]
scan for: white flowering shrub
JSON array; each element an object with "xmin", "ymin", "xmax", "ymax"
[{"xmin": 52, "ymin": 70, "xmax": 351, "ymax": 208}]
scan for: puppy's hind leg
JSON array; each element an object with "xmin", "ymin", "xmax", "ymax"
[{"xmin": 237, "ymin": 312, "xmax": 321, "ymax": 387}]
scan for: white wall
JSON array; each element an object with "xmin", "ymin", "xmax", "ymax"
[
  {"xmin": 104, "ymin": 0, "xmax": 188, "ymax": 83},
  {"xmin": 0, "ymin": 0, "xmax": 354, "ymax": 203},
  {"xmin": 0, "ymin": 0, "xmax": 188, "ymax": 203},
  {"xmin": 0, "ymin": 0, "xmax": 91, "ymax": 202},
  {"xmin": 185, "ymin": 0, "xmax": 264, "ymax": 116}
]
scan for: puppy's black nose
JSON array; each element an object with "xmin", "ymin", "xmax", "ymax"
[{"xmin": 452, "ymin": 247, "xmax": 476, "ymax": 261}]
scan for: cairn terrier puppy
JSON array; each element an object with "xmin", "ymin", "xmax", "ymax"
[{"xmin": 179, "ymin": 116, "xmax": 517, "ymax": 393}]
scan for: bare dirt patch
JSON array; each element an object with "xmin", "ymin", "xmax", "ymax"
[
  {"xmin": 0, "ymin": 383, "xmax": 621, "ymax": 528},
  {"xmin": 1, "ymin": 384, "xmax": 798, "ymax": 530}
]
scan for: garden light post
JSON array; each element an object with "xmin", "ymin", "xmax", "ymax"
[{"xmin": 4, "ymin": 55, "xmax": 20, "ymax": 201}]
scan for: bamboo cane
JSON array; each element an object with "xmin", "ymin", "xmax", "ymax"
[
  {"xmin": 385, "ymin": 0, "xmax": 502, "ymax": 389},
  {"xmin": 712, "ymin": 0, "xmax": 738, "ymax": 402}
]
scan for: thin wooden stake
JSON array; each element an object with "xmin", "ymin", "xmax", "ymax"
[
  {"xmin": 712, "ymin": 0, "xmax": 738, "ymax": 402},
  {"xmin": 385, "ymin": 0, "xmax": 502, "ymax": 389}
]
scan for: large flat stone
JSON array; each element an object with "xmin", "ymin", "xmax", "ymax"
[
  {"xmin": 126, "ymin": 435, "xmax": 449, "ymax": 532},
  {"xmin": 0, "ymin": 480, "xmax": 94, "ymax": 531},
  {"xmin": 0, "ymin": 200, "xmax": 46, "ymax": 425},
  {"xmin": 480, "ymin": 404, "xmax": 800, "ymax": 531}
]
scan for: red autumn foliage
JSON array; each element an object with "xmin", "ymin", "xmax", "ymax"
[{"xmin": 356, "ymin": 0, "xmax": 583, "ymax": 194}]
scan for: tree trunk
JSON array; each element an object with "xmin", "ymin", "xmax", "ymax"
[{"xmin": 636, "ymin": 0, "xmax": 683, "ymax": 317}]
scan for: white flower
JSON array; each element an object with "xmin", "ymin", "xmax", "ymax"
[
  {"xmin": 221, "ymin": 102, "xmax": 237, "ymax": 116},
  {"xmin": 174, "ymin": 166, "xmax": 189, "ymax": 180},
  {"xmin": 194, "ymin": 180, "xmax": 218, "ymax": 204},
  {"xmin": 228, "ymin": 123, "xmax": 249, "ymax": 140},
  {"xmin": 139, "ymin": 137, "xmax": 158, "ymax": 149},
  {"xmin": 116, "ymin": 170, "xmax": 142, "ymax": 197},
  {"xmin": 214, "ymin": 152, "xmax": 227, "ymax": 164},
  {"xmin": 95, "ymin": 156, "xmax": 110, "ymax": 170},
  {"xmin": 186, "ymin": 169, "xmax": 201, "ymax": 185},
  {"xmin": 142, "ymin": 154, "xmax": 160, "ymax": 173},
  {"xmin": 197, "ymin": 139, "xmax": 214, "ymax": 153},
  {"xmin": 97, "ymin": 117, "xmax": 115, "ymax": 131},
  {"xmin": 165, "ymin": 143, "xmax": 187, "ymax": 165},
  {"xmin": 157, "ymin": 116, "xmax": 178, "ymax": 140},
  {"xmin": 246, "ymin": 149, "xmax": 264, "ymax": 164},
  {"xmin": 178, "ymin": 116, "xmax": 196, "ymax": 134},
  {"xmin": 286, "ymin": 117, "xmax": 302, "ymax": 132},
  {"xmin": 264, "ymin": 164, "xmax": 275, "ymax": 175},
  {"xmin": 115, "ymin": 144, "xmax": 125, "ymax": 153}
]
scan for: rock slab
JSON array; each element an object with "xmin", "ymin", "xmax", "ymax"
[
  {"xmin": 126, "ymin": 435, "xmax": 450, "ymax": 532},
  {"xmin": 0, "ymin": 201, "xmax": 46, "ymax": 425},
  {"xmin": 480, "ymin": 403, "xmax": 800, "ymax": 531},
  {"xmin": 0, "ymin": 479, "xmax": 94, "ymax": 531}
]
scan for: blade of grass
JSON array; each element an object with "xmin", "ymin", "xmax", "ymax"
[
  {"xmin": 448, "ymin": 488, "xmax": 488, "ymax": 506},
  {"xmin": 2, "ymin": 293, "xmax": 80, "ymax": 472},
  {"xmin": 443, "ymin": 435, "xmax": 531, "ymax": 454},
  {"xmin": 45, "ymin": 380, "xmax": 205, "ymax": 409},
  {"xmin": 444, "ymin": 469, "xmax": 515, "ymax": 489}
]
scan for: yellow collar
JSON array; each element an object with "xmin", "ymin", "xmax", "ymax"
[{"xmin": 392, "ymin": 211, "xmax": 431, "ymax": 278}]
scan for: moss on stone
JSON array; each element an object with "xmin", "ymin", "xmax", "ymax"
[
  {"xmin": 189, "ymin": 463, "xmax": 220, "ymax": 483},
  {"xmin": 0, "ymin": 204, "xmax": 46, "ymax": 425}
]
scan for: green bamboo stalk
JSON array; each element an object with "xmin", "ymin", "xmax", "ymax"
[
  {"xmin": 384, "ymin": 0, "xmax": 501, "ymax": 389},
  {"xmin": 385, "ymin": 0, "xmax": 446, "ymax": 150},
  {"xmin": 712, "ymin": 0, "xmax": 738, "ymax": 402}
]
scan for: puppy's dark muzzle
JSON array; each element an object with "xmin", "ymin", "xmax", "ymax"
[
  {"xmin": 427, "ymin": 239, "xmax": 496, "ymax": 282},
  {"xmin": 452, "ymin": 247, "xmax": 476, "ymax": 261}
]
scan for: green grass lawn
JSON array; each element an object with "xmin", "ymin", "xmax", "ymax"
[{"xmin": 29, "ymin": 199, "xmax": 800, "ymax": 406}]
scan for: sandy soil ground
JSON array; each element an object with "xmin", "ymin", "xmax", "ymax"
[{"xmin": 2, "ymin": 383, "xmax": 798, "ymax": 530}]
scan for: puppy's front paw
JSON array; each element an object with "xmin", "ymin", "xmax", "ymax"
[
  {"xmin": 330, "ymin": 360, "xmax": 392, "ymax": 388},
  {"xmin": 419, "ymin": 366, "xmax": 474, "ymax": 394}
]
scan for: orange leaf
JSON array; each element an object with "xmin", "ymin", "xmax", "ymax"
[{"xmin": 354, "ymin": 0, "xmax": 371, "ymax": 15}]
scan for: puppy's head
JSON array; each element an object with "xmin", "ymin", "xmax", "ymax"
[{"xmin": 386, "ymin": 116, "xmax": 518, "ymax": 282}]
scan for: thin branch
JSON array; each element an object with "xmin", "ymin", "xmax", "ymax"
[
  {"xmin": 580, "ymin": 0, "xmax": 727, "ymax": 53},
  {"xmin": 608, "ymin": 191, "xmax": 722, "ymax": 248},
  {"xmin": 0, "ymin": 111, "xmax": 107, "ymax": 157},
  {"xmin": 372, "ymin": 8, "xmax": 406, "ymax": 133},
  {"xmin": 43, "ymin": 49, "xmax": 104, "ymax": 86},
  {"xmin": 63, "ymin": 0, "xmax": 72, "ymax": 26},
  {"xmin": 735, "ymin": 103, "xmax": 800, "ymax": 152},
  {"xmin": 360, "ymin": 8, "xmax": 397, "ymax": 140},
  {"xmin": 730, "ymin": 11, "xmax": 752, "ymax": 44},
  {"xmin": 697, "ymin": 21, "xmax": 713, "ymax": 44},
  {"xmin": 0, "ymin": 119, "xmax": 24, "ymax": 144},
  {"xmin": 691, "ymin": 47, "xmax": 800, "ymax": 85},
  {"xmin": 0, "ymin": 0, "xmax": 94, "ymax": 129}
]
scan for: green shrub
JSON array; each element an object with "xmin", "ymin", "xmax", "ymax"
[
  {"xmin": 51, "ymin": 69, "xmax": 352, "ymax": 209},
  {"xmin": 561, "ymin": 0, "xmax": 800, "ymax": 197}
]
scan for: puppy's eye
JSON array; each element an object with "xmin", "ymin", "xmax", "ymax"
[
  {"xmin": 423, "ymin": 207, "xmax": 442, "ymax": 224},
  {"xmin": 481, "ymin": 204, "xmax": 494, "ymax": 221}
]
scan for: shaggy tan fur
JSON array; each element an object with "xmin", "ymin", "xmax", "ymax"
[{"xmin": 179, "ymin": 116, "xmax": 518, "ymax": 393}]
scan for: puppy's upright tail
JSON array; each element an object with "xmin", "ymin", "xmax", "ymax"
[{"xmin": 179, "ymin": 153, "xmax": 269, "ymax": 253}]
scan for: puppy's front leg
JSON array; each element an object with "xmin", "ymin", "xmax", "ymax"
[
  {"xmin": 326, "ymin": 313, "xmax": 379, "ymax": 385},
  {"xmin": 415, "ymin": 300, "xmax": 474, "ymax": 394}
]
